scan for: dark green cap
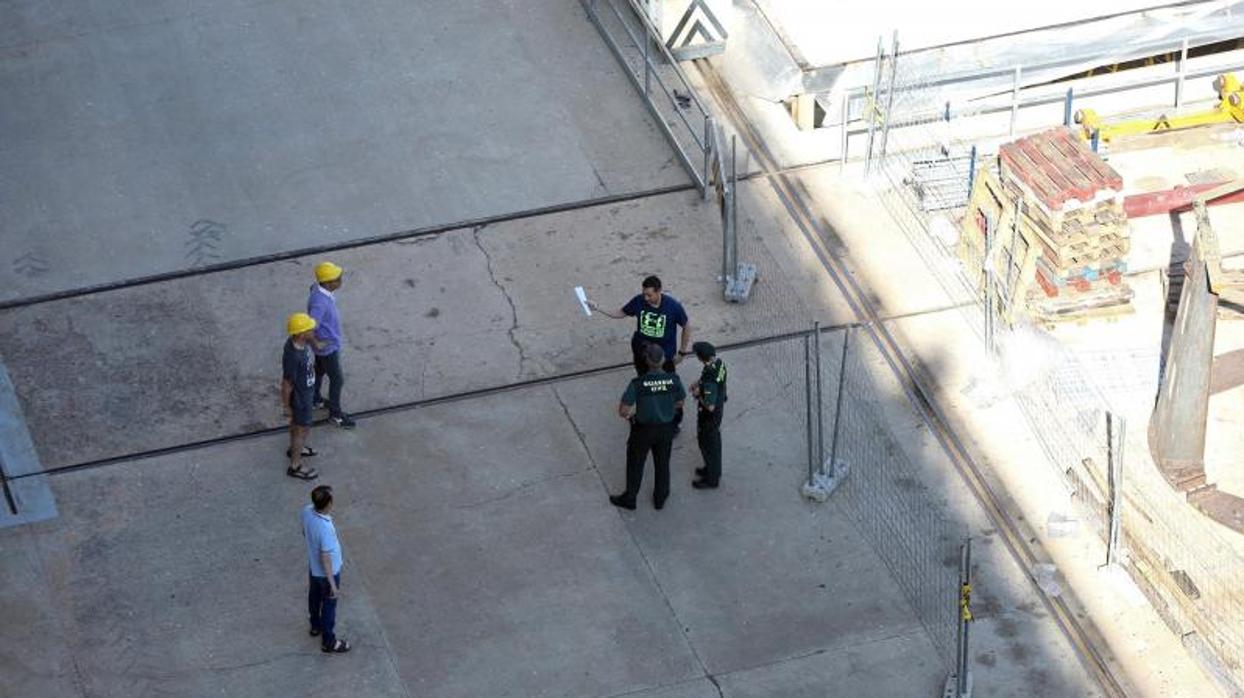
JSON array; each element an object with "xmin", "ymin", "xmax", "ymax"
[{"xmin": 692, "ymin": 341, "xmax": 716, "ymax": 360}]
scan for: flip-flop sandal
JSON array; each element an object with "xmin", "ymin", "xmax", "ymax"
[
  {"xmin": 286, "ymin": 446, "xmax": 319, "ymax": 458},
  {"xmin": 309, "ymin": 628, "xmax": 322, "ymax": 637},
  {"xmin": 286, "ymin": 465, "xmax": 319, "ymax": 481},
  {"xmin": 321, "ymin": 638, "xmax": 351, "ymax": 653}
]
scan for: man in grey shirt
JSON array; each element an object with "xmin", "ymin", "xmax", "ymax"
[{"xmin": 301, "ymin": 485, "xmax": 350, "ymax": 653}]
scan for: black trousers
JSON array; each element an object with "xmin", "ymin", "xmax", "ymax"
[
  {"xmin": 621, "ymin": 422, "xmax": 675, "ymax": 506},
  {"xmin": 313, "ymin": 351, "xmax": 345, "ymax": 417},
  {"xmin": 630, "ymin": 336, "xmax": 683, "ymax": 427},
  {"xmin": 696, "ymin": 405, "xmax": 723, "ymax": 484}
]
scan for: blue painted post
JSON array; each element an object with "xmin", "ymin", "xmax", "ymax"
[{"xmin": 1063, "ymin": 88, "xmax": 1074, "ymax": 127}]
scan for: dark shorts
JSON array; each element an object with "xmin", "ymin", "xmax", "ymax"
[{"xmin": 289, "ymin": 394, "xmax": 314, "ymax": 427}]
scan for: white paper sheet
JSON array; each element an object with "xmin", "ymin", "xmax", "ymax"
[{"xmin": 574, "ymin": 286, "xmax": 592, "ymax": 316}]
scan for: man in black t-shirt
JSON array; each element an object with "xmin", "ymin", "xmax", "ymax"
[
  {"xmin": 590, "ymin": 275, "xmax": 692, "ymax": 374},
  {"xmin": 282, "ymin": 312, "xmax": 320, "ymax": 480},
  {"xmin": 590, "ymin": 275, "xmax": 692, "ymax": 431}
]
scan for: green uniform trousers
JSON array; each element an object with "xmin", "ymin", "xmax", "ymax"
[
  {"xmin": 621, "ymin": 422, "xmax": 675, "ymax": 507},
  {"xmin": 696, "ymin": 405, "xmax": 723, "ymax": 485}
]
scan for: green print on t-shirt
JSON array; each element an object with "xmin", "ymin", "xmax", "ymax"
[{"xmin": 639, "ymin": 310, "xmax": 667, "ymax": 339}]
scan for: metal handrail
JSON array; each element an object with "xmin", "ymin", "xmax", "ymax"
[
  {"xmin": 583, "ymin": 0, "xmax": 713, "ymax": 195},
  {"xmin": 615, "ymin": 0, "xmax": 712, "ymax": 116},
  {"xmin": 876, "ymin": 59, "xmax": 1244, "ymax": 126},
  {"xmin": 871, "ymin": 28, "xmax": 1243, "ymax": 95},
  {"xmin": 840, "ymin": 47, "xmax": 1244, "ymax": 163}
]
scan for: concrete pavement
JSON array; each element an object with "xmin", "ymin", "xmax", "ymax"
[
  {"xmin": 2, "ymin": 1, "xmax": 1116, "ymax": 695},
  {"xmin": 3, "ymin": 342, "xmax": 946, "ymax": 697},
  {"xmin": 2, "ymin": 334, "xmax": 1101, "ymax": 696},
  {"xmin": 0, "ymin": 0, "xmax": 688, "ymax": 303},
  {"xmin": 0, "ymin": 186, "xmax": 849, "ymax": 471}
]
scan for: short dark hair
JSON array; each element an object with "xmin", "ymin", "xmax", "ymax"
[
  {"xmin": 311, "ymin": 485, "xmax": 333, "ymax": 511},
  {"xmin": 644, "ymin": 343, "xmax": 665, "ymax": 369},
  {"xmin": 693, "ymin": 341, "xmax": 715, "ymax": 361},
  {"xmin": 642, "ymin": 275, "xmax": 662, "ymax": 292}
]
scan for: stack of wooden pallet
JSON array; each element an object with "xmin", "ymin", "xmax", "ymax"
[{"xmin": 959, "ymin": 127, "xmax": 1134, "ymax": 324}]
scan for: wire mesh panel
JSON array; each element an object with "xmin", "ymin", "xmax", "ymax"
[
  {"xmin": 858, "ymin": 35, "xmax": 1244, "ymax": 686},
  {"xmin": 995, "ymin": 333, "xmax": 1114, "ymax": 541},
  {"xmin": 827, "ymin": 325, "xmax": 966, "ymax": 663},
  {"xmin": 867, "ymin": 43, "xmax": 986, "ymax": 336}
]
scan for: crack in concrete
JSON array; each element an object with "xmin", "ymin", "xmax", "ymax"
[
  {"xmin": 603, "ymin": 626, "xmax": 931, "ymax": 697},
  {"xmin": 706, "ymin": 673, "xmax": 725, "ymax": 698},
  {"xmin": 553, "ymin": 386, "xmax": 600, "ymax": 472},
  {"xmin": 67, "ymin": 654, "xmax": 88, "ymax": 698},
  {"xmin": 563, "ymin": 387, "xmax": 723, "ymax": 696},
  {"xmin": 552, "ymin": 386, "xmax": 733, "ymax": 697},
  {"xmin": 472, "ymin": 224, "xmax": 529, "ymax": 380},
  {"xmin": 417, "ymin": 358, "xmax": 429, "ymax": 400},
  {"xmin": 199, "ymin": 651, "xmax": 308, "ymax": 676},
  {"xmin": 454, "ymin": 468, "xmax": 590, "ymax": 511},
  {"xmin": 728, "ymin": 401, "xmax": 763, "ymax": 424},
  {"xmin": 589, "ymin": 164, "xmax": 610, "ymax": 196},
  {"xmin": 345, "ymin": 559, "xmax": 416, "ymax": 698},
  {"xmin": 76, "ymin": 650, "xmax": 315, "ymax": 683}
]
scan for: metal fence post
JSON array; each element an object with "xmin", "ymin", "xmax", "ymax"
[
  {"xmin": 1008, "ymin": 66, "xmax": 1022, "ymax": 136},
  {"xmin": 983, "ymin": 215, "xmax": 995, "ymax": 355},
  {"xmin": 814, "ymin": 321, "xmax": 825, "ymax": 474},
  {"xmin": 839, "ymin": 95, "xmax": 850, "ymax": 172},
  {"xmin": 803, "ymin": 323, "xmax": 850, "ymax": 502},
  {"xmin": 1175, "ymin": 38, "xmax": 1189, "ymax": 110},
  {"xmin": 702, "ymin": 116, "xmax": 711, "ymax": 200},
  {"xmin": 876, "ymin": 31, "xmax": 900, "ymax": 168},
  {"xmin": 730, "ymin": 132, "xmax": 737, "ymax": 246},
  {"xmin": 864, "ymin": 37, "xmax": 884, "ymax": 175},
  {"xmin": 945, "ymin": 538, "xmax": 974, "ymax": 698},
  {"xmin": 728, "ymin": 135, "xmax": 737, "ymax": 278},
  {"xmin": 1105, "ymin": 413, "xmax": 1126, "ymax": 567},
  {"xmin": 643, "ymin": 25, "xmax": 651, "ymax": 97},
  {"xmin": 804, "ymin": 331, "xmax": 816, "ymax": 487},
  {"xmin": 966, "ymin": 145, "xmax": 977, "ymax": 200},
  {"xmin": 827, "ymin": 326, "xmax": 849, "ymax": 479}
]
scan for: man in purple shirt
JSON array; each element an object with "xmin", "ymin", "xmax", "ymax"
[{"xmin": 308, "ymin": 261, "xmax": 355, "ymax": 429}]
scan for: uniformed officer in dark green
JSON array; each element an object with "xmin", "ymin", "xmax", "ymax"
[
  {"xmin": 690, "ymin": 341, "xmax": 727, "ymax": 489},
  {"xmin": 610, "ymin": 343, "xmax": 686, "ymax": 511}
]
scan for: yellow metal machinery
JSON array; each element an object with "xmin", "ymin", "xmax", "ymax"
[{"xmin": 1074, "ymin": 73, "xmax": 1244, "ymax": 142}]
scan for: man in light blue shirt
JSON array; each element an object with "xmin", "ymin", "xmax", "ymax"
[{"xmin": 301, "ymin": 485, "xmax": 350, "ymax": 653}]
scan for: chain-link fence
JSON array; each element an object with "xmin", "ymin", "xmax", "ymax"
[
  {"xmin": 582, "ymin": 8, "xmax": 980, "ymax": 686},
  {"xmin": 863, "ymin": 34, "xmax": 1244, "ymax": 692},
  {"xmin": 796, "ymin": 323, "xmax": 969, "ymax": 674},
  {"xmin": 832, "ymin": 325, "xmax": 966, "ymax": 665}
]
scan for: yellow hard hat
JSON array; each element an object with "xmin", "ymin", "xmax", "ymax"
[
  {"xmin": 287, "ymin": 312, "xmax": 317, "ymax": 336},
  {"xmin": 315, "ymin": 261, "xmax": 343, "ymax": 283}
]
